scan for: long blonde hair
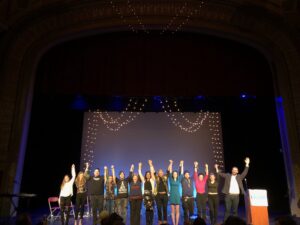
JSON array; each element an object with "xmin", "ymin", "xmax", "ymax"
[{"xmin": 75, "ymin": 171, "xmax": 86, "ymax": 187}]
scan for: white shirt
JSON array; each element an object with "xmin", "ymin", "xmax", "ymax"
[
  {"xmin": 59, "ymin": 167, "xmax": 76, "ymax": 197},
  {"xmin": 229, "ymin": 175, "xmax": 240, "ymax": 194}
]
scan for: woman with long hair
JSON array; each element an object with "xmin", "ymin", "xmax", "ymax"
[
  {"xmin": 105, "ymin": 172, "xmax": 116, "ymax": 215},
  {"xmin": 194, "ymin": 161, "xmax": 209, "ymax": 221},
  {"xmin": 74, "ymin": 163, "xmax": 89, "ymax": 225},
  {"xmin": 59, "ymin": 164, "xmax": 76, "ymax": 225},
  {"xmin": 128, "ymin": 163, "xmax": 143, "ymax": 225},
  {"xmin": 168, "ymin": 160, "xmax": 183, "ymax": 225},
  {"xmin": 148, "ymin": 160, "xmax": 169, "ymax": 225},
  {"xmin": 140, "ymin": 161, "xmax": 155, "ymax": 225},
  {"xmin": 207, "ymin": 165, "xmax": 220, "ymax": 225}
]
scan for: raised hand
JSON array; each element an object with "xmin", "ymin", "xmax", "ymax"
[
  {"xmin": 86, "ymin": 162, "xmax": 89, "ymax": 168},
  {"xmin": 138, "ymin": 162, "xmax": 142, "ymax": 168},
  {"xmin": 180, "ymin": 160, "xmax": 184, "ymax": 166},
  {"xmin": 111, "ymin": 165, "xmax": 114, "ymax": 169},
  {"xmin": 148, "ymin": 160, "xmax": 153, "ymax": 165},
  {"xmin": 214, "ymin": 164, "xmax": 219, "ymax": 169},
  {"xmin": 205, "ymin": 163, "xmax": 208, "ymax": 168},
  {"xmin": 245, "ymin": 157, "xmax": 250, "ymax": 165},
  {"xmin": 104, "ymin": 166, "xmax": 108, "ymax": 170},
  {"xmin": 194, "ymin": 161, "xmax": 198, "ymax": 167},
  {"xmin": 169, "ymin": 159, "xmax": 173, "ymax": 164}
]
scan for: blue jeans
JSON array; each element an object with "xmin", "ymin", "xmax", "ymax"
[
  {"xmin": 115, "ymin": 198, "xmax": 128, "ymax": 222},
  {"xmin": 105, "ymin": 199, "xmax": 115, "ymax": 215}
]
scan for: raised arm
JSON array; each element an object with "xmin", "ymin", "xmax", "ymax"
[
  {"xmin": 138, "ymin": 162, "xmax": 145, "ymax": 183},
  {"xmin": 70, "ymin": 164, "xmax": 76, "ymax": 183},
  {"xmin": 111, "ymin": 165, "xmax": 116, "ymax": 184},
  {"xmin": 205, "ymin": 163, "xmax": 209, "ymax": 176},
  {"xmin": 194, "ymin": 161, "xmax": 199, "ymax": 181},
  {"xmin": 215, "ymin": 164, "xmax": 226, "ymax": 178},
  {"xmin": 194, "ymin": 161, "xmax": 198, "ymax": 172},
  {"xmin": 84, "ymin": 162, "xmax": 91, "ymax": 180},
  {"xmin": 104, "ymin": 166, "xmax": 108, "ymax": 183},
  {"xmin": 179, "ymin": 160, "xmax": 184, "ymax": 175},
  {"xmin": 128, "ymin": 164, "xmax": 134, "ymax": 182},
  {"xmin": 240, "ymin": 157, "xmax": 250, "ymax": 179},
  {"xmin": 168, "ymin": 160, "xmax": 173, "ymax": 174},
  {"xmin": 148, "ymin": 160, "xmax": 155, "ymax": 180}
]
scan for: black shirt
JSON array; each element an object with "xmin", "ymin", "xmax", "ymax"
[
  {"xmin": 207, "ymin": 180, "xmax": 218, "ymax": 194},
  {"xmin": 157, "ymin": 177, "xmax": 167, "ymax": 192},
  {"xmin": 144, "ymin": 180, "xmax": 152, "ymax": 192},
  {"xmin": 88, "ymin": 175, "xmax": 105, "ymax": 195}
]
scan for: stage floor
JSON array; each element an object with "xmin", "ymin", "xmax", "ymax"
[{"xmin": 1, "ymin": 203, "xmax": 296, "ymax": 225}]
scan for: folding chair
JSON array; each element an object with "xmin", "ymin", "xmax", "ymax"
[{"xmin": 47, "ymin": 197, "xmax": 60, "ymax": 221}]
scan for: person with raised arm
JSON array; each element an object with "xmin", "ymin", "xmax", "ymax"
[
  {"xmin": 149, "ymin": 160, "xmax": 169, "ymax": 225},
  {"xmin": 105, "ymin": 166, "xmax": 115, "ymax": 215},
  {"xmin": 207, "ymin": 164, "xmax": 220, "ymax": 225},
  {"xmin": 112, "ymin": 164, "xmax": 133, "ymax": 223},
  {"xmin": 168, "ymin": 160, "xmax": 184, "ymax": 225},
  {"xmin": 128, "ymin": 163, "xmax": 143, "ymax": 225},
  {"xmin": 86, "ymin": 165, "xmax": 107, "ymax": 225},
  {"xmin": 181, "ymin": 161, "xmax": 195, "ymax": 225},
  {"xmin": 74, "ymin": 163, "xmax": 89, "ymax": 225},
  {"xmin": 193, "ymin": 161, "xmax": 208, "ymax": 221},
  {"xmin": 141, "ymin": 160, "xmax": 155, "ymax": 225},
  {"xmin": 216, "ymin": 157, "xmax": 250, "ymax": 221},
  {"xmin": 59, "ymin": 164, "xmax": 76, "ymax": 225}
]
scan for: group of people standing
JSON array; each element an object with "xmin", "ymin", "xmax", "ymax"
[{"xmin": 58, "ymin": 158, "xmax": 250, "ymax": 225}]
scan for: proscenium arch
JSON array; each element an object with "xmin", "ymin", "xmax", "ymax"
[{"xmin": 0, "ymin": 0, "xmax": 299, "ymax": 216}]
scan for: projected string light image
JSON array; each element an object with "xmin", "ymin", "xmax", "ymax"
[{"xmin": 81, "ymin": 111, "xmax": 224, "ymax": 173}]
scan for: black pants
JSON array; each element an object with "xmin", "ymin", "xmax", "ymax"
[
  {"xmin": 182, "ymin": 197, "xmax": 194, "ymax": 223},
  {"xmin": 130, "ymin": 198, "xmax": 142, "ymax": 225},
  {"xmin": 75, "ymin": 192, "xmax": 86, "ymax": 220},
  {"xmin": 146, "ymin": 209, "xmax": 154, "ymax": 225},
  {"xmin": 208, "ymin": 194, "xmax": 219, "ymax": 225},
  {"xmin": 60, "ymin": 196, "xmax": 71, "ymax": 225},
  {"xmin": 196, "ymin": 193, "xmax": 207, "ymax": 220},
  {"xmin": 224, "ymin": 194, "xmax": 239, "ymax": 221},
  {"xmin": 90, "ymin": 195, "xmax": 104, "ymax": 225},
  {"xmin": 155, "ymin": 194, "xmax": 168, "ymax": 221}
]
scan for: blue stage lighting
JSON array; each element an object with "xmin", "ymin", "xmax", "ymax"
[{"xmin": 71, "ymin": 95, "xmax": 88, "ymax": 110}]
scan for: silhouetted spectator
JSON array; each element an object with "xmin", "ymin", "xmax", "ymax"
[
  {"xmin": 275, "ymin": 215, "xmax": 297, "ymax": 225},
  {"xmin": 223, "ymin": 216, "xmax": 246, "ymax": 225},
  {"xmin": 193, "ymin": 217, "xmax": 207, "ymax": 225},
  {"xmin": 16, "ymin": 213, "xmax": 32, "ymax": 225}
]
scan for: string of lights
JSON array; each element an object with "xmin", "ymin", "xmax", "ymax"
[
  {"xmin": 109, "ymin": 0, "xmax": 205, "ymax": 35},
  {"xmin": 83, "ymin": 98, "xmax": 225, "ymax": 169},
  {"xmin": 110, "ymin": 0, "xmax": 137, "ymax": 33},
  {"xmin": 208, "ymin": 112, "xmax": 224, "ymax": 169},
  {"xmin": 159, "ymin": 98, "xmax": 209, "ymax": 133},
  {"xmin": 82, "ymin": 111, "xmax": 98, "ymax": 168},
  {"xmin": 160, "ymin": 2, "xmax": 188, "ymax": 35},
  {"xmin": 171, "ymin": 1, "xmax": 205, "ymax": 34},
  {"xmin": 96, "ymin": 98, "xmax": 148, "ymax": 131},
  {"xmin": 126, "ymin": 0, "xmax": 149, "ymax": 34}
]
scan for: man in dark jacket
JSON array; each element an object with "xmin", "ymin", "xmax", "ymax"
[
  {"xmin": 86, "ymin": 165, "xmax": 107, "ymax": 225},
  {"xmin": 216, "ymin": 157, "xmax": 250, "ymax": 221}
]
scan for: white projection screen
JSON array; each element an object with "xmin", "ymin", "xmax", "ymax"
[{"xmin": 81, "ymin": 112, "xmax": 224, "ymax": 175}]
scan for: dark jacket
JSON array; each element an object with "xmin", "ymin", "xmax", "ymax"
[
  {"xmin": 217, "ymin": 166, "xmax": 249, "ymax": 195},
  {"xmin": 86, "ymin": 172, "xmax": 105, "ymax": 195}
]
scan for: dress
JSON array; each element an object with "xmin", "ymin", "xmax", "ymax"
[{"xmin": 168, "ymin": 173, "xmax": 183, "ymax": 205}]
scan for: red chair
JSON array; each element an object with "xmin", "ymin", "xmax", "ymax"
[{"xmin": 47, "ymin": 197, "xmax": 60, "ymax": 221}]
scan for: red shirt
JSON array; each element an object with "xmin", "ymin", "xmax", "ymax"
[{"xmin": 194, "ymin": 171, "xmax": 208, "ymax": 194}]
